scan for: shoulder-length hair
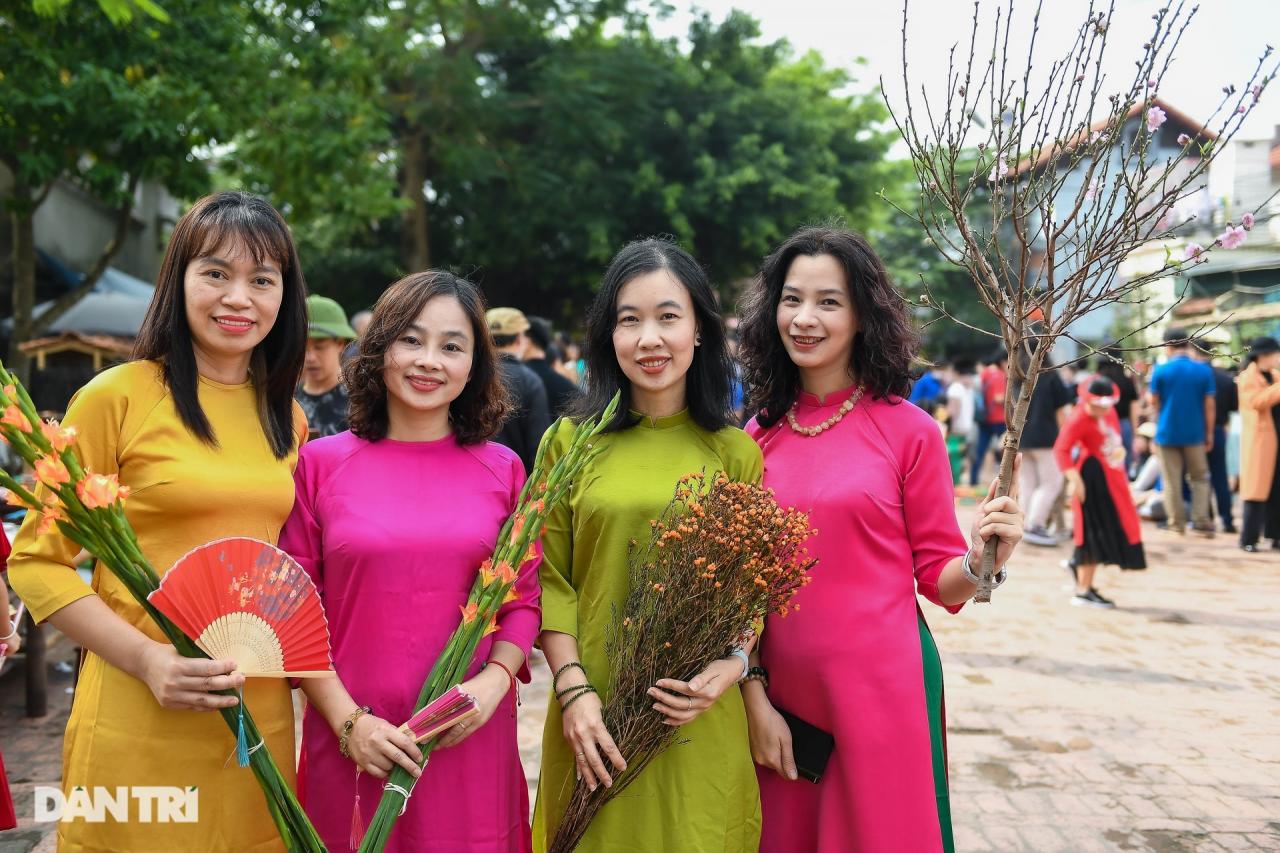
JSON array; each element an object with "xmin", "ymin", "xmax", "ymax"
[
  {"xmin": 133, "ymin": 191, "xmax": 307, "ymax": 459},
  {"xmin": 570, "ymin": 238, "xmax": 734, "ymax": 434},
  {"xmin": 739, "ymin": 226, "xmax": 918, "ymax": 427},
  {"xmin": 345, "ymin": 270, "xmax": 510, "ymax": 443}
]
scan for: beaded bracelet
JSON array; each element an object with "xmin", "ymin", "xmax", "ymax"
[
  {"xmin": 553, "ymin": 661, "xmax": 587, "ymax": 689},
  {"xmin": 338, "ymin": 705, "xmax": 372, "ymax": 758},
  {"xmin": 560, "ymin": 685, "xmax": 598, "ymax": 712},
  {"xmin": 741, "ymin": 666, "xmax": 769, "ymax": 690},
  {"xmin": 555, "ymin": 682, "xmax": 596, "ymax": 700}
]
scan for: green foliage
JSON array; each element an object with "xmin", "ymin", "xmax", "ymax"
[
  {"xmin": 230, "ymin": 4, "xmax": 899, "ymax": 316},
  {"xmin": 2, "ymin": 0, "xmax": 262, "ymax": 208},
  {"xmin": 31, "ymin": 0, "xmax": 169, "ymax": 25}
]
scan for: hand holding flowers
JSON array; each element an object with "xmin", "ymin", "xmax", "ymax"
[
  {"xmin": 648, "ymin": 633, "xmax": 755, "ymax": 727},
  {"xmin": 346, "ymin": 714, "xmax": 424, "ymax": 780}
]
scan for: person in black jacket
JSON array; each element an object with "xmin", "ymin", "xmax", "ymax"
[
  {"xmin": 486, "ymin": 307, "xmax": 551, "ymax": 473},
  {"xmin": 524, "ymin": 316, "xmax": 581, "ymax": 418}
]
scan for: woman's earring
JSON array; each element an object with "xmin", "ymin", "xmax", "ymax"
[{"xmin": 695, "ymin": 334, "xmax": 702, "ymax": 346}]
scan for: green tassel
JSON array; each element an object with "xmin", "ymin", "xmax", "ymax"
[{"xmin": 235, "ymin": 693, "xmax": 249, "ymax": 767}]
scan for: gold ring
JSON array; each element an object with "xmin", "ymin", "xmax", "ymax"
[{"xmin": 686, "ymin": 696, "xmax": 693, "ymax": 711}]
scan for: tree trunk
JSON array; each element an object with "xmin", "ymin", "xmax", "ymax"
[
  {"xmin": 8, "ymin": 183, "xmax": 37, "ymax": 387},
  {"xmin": 400, "ymin": 127, "xmax": 431, "ymax": 271}
]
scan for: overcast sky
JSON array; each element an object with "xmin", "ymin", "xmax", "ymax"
[{"xmin": 656, "ymin": 0, "xmax": 1280, "ymax": 146}]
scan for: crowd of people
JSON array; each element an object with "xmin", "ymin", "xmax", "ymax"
[
  {"xmin": 911, "ymin": 328, "xmax": 1280, "ymax": 608},
  {"xmin": 2, "ymin": 191, "xmax": 1024, "ymax": 853}
]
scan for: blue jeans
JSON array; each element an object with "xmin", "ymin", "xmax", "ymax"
[
  {"xmin": 1120, "ymin": 419, "xmax": 1134, "ymax": 475},
  {"xmin": 970, "ymin": 421, "xmax": 1006, "ymax": 486},
  {"xmin": 1208, "ymin": 424, "xmax": 1232, "ymax": 528}
]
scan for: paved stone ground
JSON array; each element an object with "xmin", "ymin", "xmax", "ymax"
[{"xmin": 3, "ymin": 502, "xmax": 1278, "ymax": 851}]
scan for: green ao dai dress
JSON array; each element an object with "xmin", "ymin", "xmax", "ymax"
[{"xmin": 532, "ymin": 411, "xmax": 763, "ymax": 852}]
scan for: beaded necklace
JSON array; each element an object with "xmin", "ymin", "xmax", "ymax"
[{"xmin": 785, "ymin": 385, "xmax": 865, "ymax": 437}]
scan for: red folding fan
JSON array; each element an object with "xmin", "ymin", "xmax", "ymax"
[{"xmin": 148, "ymin": 537, "xmax": 335, "ymax": 678}]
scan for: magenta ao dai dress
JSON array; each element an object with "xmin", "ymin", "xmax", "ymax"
[
  {"xmin": 278, "ymin": 431, "xmax": 541, "ymax": 853},
  {"xmin": 746, "ymin": 387, "xmax": 967, "ymax": 853}
]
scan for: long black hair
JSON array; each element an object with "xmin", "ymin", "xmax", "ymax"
[
  {"xmin": 133, "ymin": 191, "xmax": 308, "ymax": 458},
  {"xmin": 570, "ymin": 238, "xmax": 734, "ymax": 433},
  {"xmin": 739, "ymin": 226, "xmax": 917, "ymax": 427}
]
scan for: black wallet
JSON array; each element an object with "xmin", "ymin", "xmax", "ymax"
[{"xmin": 776, "ymin": 707, "xmax": 835, "ymax": 783}]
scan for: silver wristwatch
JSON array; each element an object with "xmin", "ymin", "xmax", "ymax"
[{"xmin": 962, "ymin": 551, "xmax": 1007, "ymax": 589}]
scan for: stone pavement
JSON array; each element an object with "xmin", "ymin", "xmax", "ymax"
[{"xmin": 3, "ymin": 503, "xmax": 1278, "ymax": 851}]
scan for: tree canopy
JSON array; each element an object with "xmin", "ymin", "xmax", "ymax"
[
  {"xmin": 226, "ymin": 4, "xmax": 900, "ymax": 317},
  {"xmin": 6, "ymin": 1, "xmax": 914, "ymax": 338}
]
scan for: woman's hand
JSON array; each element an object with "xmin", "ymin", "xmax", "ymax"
[
  {"xmin": 1066, "ymin": 469, "xmax": 1086, "ymax": 504},
  {"xmin": 649, "ymin": 657, "xmax": 743, "ymax": 727},
  {"xmin": 744, "ymin": 688, "xmax": 797, "ymax": 780},
  {"xmin": 969, "ymin": 472, "xmax": 1025, "ymax": 571},
  {"xmin": 2, "ymin": 613, "xmax": 19, "ymax": 656},
  {"xmin": 345, "ymin": 714, "xmax": 423, "ymax": 780},
  {"xmin": 437, "ymin": 666, "xmax": 509, "ymax": 749},
  {"xmin": 138, "ymin": 642, "xmax": 244, "ymax": 711},
  {"xmin": 561, "ymin": 687, "xmax": 627, "ymax": 791}
]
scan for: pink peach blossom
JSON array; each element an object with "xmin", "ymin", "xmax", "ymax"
[
  {"xmin": 1219, "ymin": 225, "xmax": 1247, "ymax": 249},
  {"xmin": 988, "ymin": 159, "xmax": 1010, "ymax": 182},
  {"xmin": 1184, "ymin": 243, "xmax": 1205, "ymax": 261},
  {"xmin": 1242, "ymin": 212, "xmax": 1255, "ymax": 230},
  {"xmin": 1177, "ymin": 133, "xmax": 1191, "ymax": 146},
  {"xmin": 1146, "ymin": 106, "xmax": 1167, "ymax": 132}
]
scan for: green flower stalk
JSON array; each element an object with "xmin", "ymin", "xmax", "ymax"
[
  {"xmin": 356, "ymin": 395, "xmax": 620, "ymax": 853},
  {"xmin": 0, "ymin": 362, "xmax": 325, "ymax": 852}
]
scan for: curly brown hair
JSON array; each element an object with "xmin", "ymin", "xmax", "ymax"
[
  {"xmin": 739, "ymin": 226, "xmax": 918, "ymax": 427},
  {"xmin": 345, "ymin": 270, "xmax": 510, "ymax": 443}
]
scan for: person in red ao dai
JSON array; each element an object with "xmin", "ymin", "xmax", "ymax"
[
  {"xmin": 279, "ymin": 271, "xmax": 540, "ymax": 852},
  {"xmin": 737, "ymin": 227, "xmax": 1025, "ymax": 853}
]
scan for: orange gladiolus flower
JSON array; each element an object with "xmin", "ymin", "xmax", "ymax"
[
  {"xmin": 508, "ymin": 513, "xmax": 526, "ymax": 545},
  {"xmin": 40, "ymin": 420, "xmax": 77, "ymax": 452},
  {"xmin": 495, "ymin": 561, "xmax": 517, "ymax": 585},
  {"xmin": 503, "ymin": 587, "xmax": 520, "ymax": 604},
  {"xmin": 1, "ymin": 406, "xmax": 30, "ymax": 432},
  {"xmin": 37, "ymin": 502, "xmax": 66, "ymax": 536},
  {"xmin": 459, "ymin": 602, "xmax": 479, "ymax": 624},
  {"xmin": 519, "ymin": 543, "xmax": 537, "ymax": 567},
  {"xmin": 479, "ymin": 559, "xmax": 497, "ymax": 586},
  {"xmin": 77, "ymin": 473, "xmax": 129, "ymax": 509},
  {"xmin": 34, "ymin": 457, "xmax": 70, "ymax": 489},
  {"xmin": 482, "ymin": 617, "xmax": 499, "ymax": 638},
  {"xmin": 1, "ymin": 384, "xmax": 16, "ymax": 402}
]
